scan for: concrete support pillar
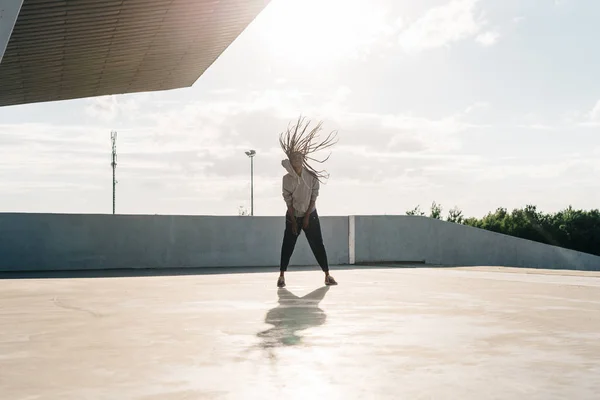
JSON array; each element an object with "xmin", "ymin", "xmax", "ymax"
[
  {"xmin": 348, "ymin": 215, "xmax": 355, "ymax": 265},
  {"xmin": 0, "ymin": 0, "xmax": 23, "ymax": 62}
]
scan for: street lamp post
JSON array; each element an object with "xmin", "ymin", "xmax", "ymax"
[{"xmin": 245, "ymin": 150, "xmax": 256, "ymax": 216}]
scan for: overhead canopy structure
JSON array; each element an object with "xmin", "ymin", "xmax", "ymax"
[{"xmin": 0, "ymin": 0, "xmax": 270, "ymax": 107}]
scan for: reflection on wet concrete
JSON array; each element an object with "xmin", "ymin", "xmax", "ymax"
[
  {"xmin": 3, "ymin": 268, "xmax": 600, "ymax": 399},
  {"xmin": 257, "ymin": 286, "xmax": 330, "ymax": 350}
]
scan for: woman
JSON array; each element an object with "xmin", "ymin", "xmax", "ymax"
[{"xmin": 277, "ymin": 117, "xmax": 338, "ymax": 288}]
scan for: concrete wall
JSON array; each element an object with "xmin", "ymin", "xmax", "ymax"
[
  {"xmin": 354, "ymin": 216, "xmax": 600, "ymax": 271},
  {"xmin": 0, "ymin": 213, "xmax": 349, "ymax": 271},
  {"xmin": 1, "ymin": 213, "xmax": 599, "ymax": 272}
]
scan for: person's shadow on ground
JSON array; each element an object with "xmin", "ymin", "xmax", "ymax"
[{"xmin": 257, "ymin": 286, "xmax": 330, "ymax": 351}]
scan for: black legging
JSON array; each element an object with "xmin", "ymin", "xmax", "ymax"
[{"xmin": 280, "ymin": 210, "xmax": 329, "ymax": 273}]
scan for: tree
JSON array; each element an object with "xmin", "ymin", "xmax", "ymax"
[
  {"xmin": 447, "ymin": 207, "xmax": 464, "ymax": 224},
  {"xmin": 429, "ymin": 201, "xmax": 443, "ymax": 220},
  {"xmin": 238, "ymin": 206, "xmax": 249, "ymax": 216},
  {"xmin": 406, "ymin": 205, "xmax": 425, "ymax": 216},
  {"xmin": 456, "ymin": 203, "xmax": 600, "ymax": 256}
]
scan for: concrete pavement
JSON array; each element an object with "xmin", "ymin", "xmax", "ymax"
[{"xmin": 1, "ymin": 266, "xmax": 599, "ymax": 399}]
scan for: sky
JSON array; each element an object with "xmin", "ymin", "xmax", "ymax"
[{"xmin": 1, "ymin": 0, "xmax": 599, "ymax": 217}]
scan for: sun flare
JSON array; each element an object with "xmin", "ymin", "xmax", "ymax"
[{"xmin": 258, "ymin": 0, "xmax": 390, "ymax": 67}]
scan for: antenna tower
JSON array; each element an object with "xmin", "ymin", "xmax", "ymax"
[{"xmin": 111, "ymin": 131, "xmax": 117, "ymax": 214}]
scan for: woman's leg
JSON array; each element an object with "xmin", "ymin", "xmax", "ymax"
[
  {"xmin": 280, "ymin": 214, "xmax": 300, "ymax": 274},
  {"xmin": 303, "ymin": 210, "xmax": 329, "ymax": 273}
]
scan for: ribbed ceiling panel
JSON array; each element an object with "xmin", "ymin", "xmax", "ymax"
[{"xmin": 0, "ymin": 0, "xmax": 270, "ymax": 106}]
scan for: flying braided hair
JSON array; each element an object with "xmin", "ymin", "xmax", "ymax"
[{"xmin": 278, "ymin": 116, "xmax": 338, "ymax": 183}]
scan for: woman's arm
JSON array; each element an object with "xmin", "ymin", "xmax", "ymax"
[
  {"xmin": 283, "ymin": 177, "xmax": 298, "ymax": 234},
  {"xmin": 303, "ymin": 177, "xmax": 320, "ymax": 228}
]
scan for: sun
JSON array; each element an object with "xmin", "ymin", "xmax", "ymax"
[{"xmin": 257, "ymin": 0, "xmax": 389, "ymax": 68}]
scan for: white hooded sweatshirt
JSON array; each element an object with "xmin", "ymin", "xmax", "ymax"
[{"xmin": 281, "ymin": 159, "xmax": 320, "ymax": 217}]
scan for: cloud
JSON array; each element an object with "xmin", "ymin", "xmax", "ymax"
[
  {"xmin": 59, "ymin": 86, "xmax": 486, "ymax": 207},
  {"xmin": 0, "ymin": 123, "xmax": 110, "ymax": 212},
  {"xmin": 464, "ymin": 102, "xmax": 489, "ymax": 113},
  {"xmin": 516, "ymin": 123, "xmax": 558, "ymax": 131},
  {"xmin": 4, "ymin": 89, "xmax": 598, "ymax": 217},
  {"xmin": 398, "ymin": 0, "xmax": 486, "ymax": 52},
  {"xmin": 476, "ymin": 31, "xmax": 500, "ymax": 47},
  {"xmin": 573, "ymin": 99, "xmax": 600, "ymax": 127},
  {"xmin": 470, "ymin": 156, "xmax": 600, "ymax": 181},
  {"xmin": 521, "ymin": 100, "xmax": 600, "ymax": 130},
  {"xmin": 0, "ymin": 86, "xmax": 508, "ymax": 216},
  {"xmin": 588, "ymin": 100, "xmax": 600, "ymax": 121},
  {"xmin": 126, "ymin": 88, "xmax": 488, "ymax": 192},
  {"xmin": 85, "ymin": 95, "xmax": 141, "ymax": 122}
]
